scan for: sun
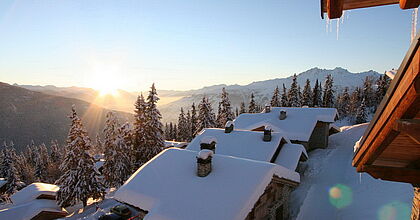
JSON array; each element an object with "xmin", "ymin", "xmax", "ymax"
[{"xmin": 86, "ymin": 64, "xmax": 123, "ymax": 96}]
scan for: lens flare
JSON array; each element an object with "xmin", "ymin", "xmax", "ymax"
[
  {"xmin": 329, "ymin": 184, "xmax": 352, "ymax": 209},
  {"xmin": 378, "ymin": 201, "xmax": 410, "ymax": 220}
]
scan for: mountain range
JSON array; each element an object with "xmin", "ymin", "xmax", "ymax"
[{"xmin": 2, "ymin": 67, "xmax": 383, "ymax": 149}]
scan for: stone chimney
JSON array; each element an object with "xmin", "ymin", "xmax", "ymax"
[
  {"xmin": 200, "ymin": 136, "xmax": 217, "ymax": 153},
  {"xmin": 263, "ymin": 126, "xmax": 272, "ymax": 142},
  {"xmin": 197, "ymin": 150, "xmax": 213, "ymax": 177},
  {"xmin": 279, "ymin": 110, "xmax": 287, "ymax": 120},
  {"xmin": 265, "ymin": 104, "xmax": 271, "ymax": 113},
  {"xmin": 225, "ymin": 120, "xmax": 234, "ymax": 133}
]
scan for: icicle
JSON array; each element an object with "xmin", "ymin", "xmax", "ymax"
[
  {"xmin": 411, "ymin": 8, "xmax": 418, "ymax": 43},
  {"xmin": 359, "ymin": 173, "xmax": 362, "ymax": 184},
  {"xmin": 326, "ymin": 17, "xmax": 330, "ymax": 33},
  {"xmin": 336, "ymin": 18, "xmax": 340, "ymax": 40}
]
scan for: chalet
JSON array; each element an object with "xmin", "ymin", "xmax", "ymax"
[
  {"xmin": 0, "ymin": 183, "xmax": 67, "ymax": 220},
  {"xmin": 187, "ymin": 127, "xmax": 308, "ymax": 171},
  {"xmin": 318, "ymin": 0, "xmax": 420, "ymax": 218},
  {"xmin": 234, "ymin": 107, "xmax": 338, "ymax": 151},
  {"xmin": 114, "ymin": 148, "xmax": 300, "ymax": 220}
]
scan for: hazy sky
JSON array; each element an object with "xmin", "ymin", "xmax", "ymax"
[{"xmin": 0, "ymin": 0, "xmax": 417, "ymax": 91}]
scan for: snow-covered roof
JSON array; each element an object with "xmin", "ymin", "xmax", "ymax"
[
  {"xmin": 274, "ymin": 144, "xmax": 308, "ymax": 171},
  {"xmin": 114, "ymin": 148, "xmax": 299, "ymax": 220},
  {"xmin": 163, "ymin": 141, "xmax": 188, "ymax": 149},
  {"xmin": 10, "ymin": 183, "xmax": 59, "ymax": 205},
  {"xmin": 234, "ymin": 107, "xmax": 338, "ymax": 142},
  {"xmin": 0, "ymin": 199, "xmax": 66, "ymax": 220},
  {"xmin": 187, "ymin": 128, "xmax": 288, "ymax": 162}
]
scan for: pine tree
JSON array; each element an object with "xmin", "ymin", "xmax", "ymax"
[
  {"xmin": 164, "ymin": 123, "xmax": 170, "ymax": 140},
  {"xmin": 48, "ymin": 140, "xmax": 63, "ymax": 183},
  {"xmin": 288, "ymin": 74, "xmax": 301, "ymax": 107},
  {"xmin": 248, "ymin": 93, "xmax": 257, "ymax": 113},
  {"xmin": 56, "ymin": 106, "xmax": 104, "ymax": 207},
  {"xmin": 302, "ymin": 79, "xmax": 313, "ymax": 107},
  {"xmin": 312, "ymin": 79, "xmax": 322, "ymax": 107},
  {"xmin": 349, "ymin": 87, "xmax": 362, "ymax": 118},
  {"xmin": 132, "ymin": 93, "xmax": 148, "ymax": 168},
  {"xmin": 103, "ymin": 123, "xmax": 132, "ymax": 188},
  {"xmin": 173, "ymin": 124, "xmax": 178, "ymax": 140},
  {"xmin": 336, "ymin": 87, "xmax": 351, "ymax": 117},
  {"xmin": 270, "ymin": 86, "xmax": 281, "ymax": 107},
  {"xmin": 216, "ymin": 102, "xmax": 223, "ymax": 128},
  {"xmin": 34, "ymin": 144, "xmax": 49, "ymax": 182},
  {"xmin": 190, "ymin": 103, "xmax": 198, "ymax": 140},
  {"xmin": 355, "ymin": 98, "xmax": 368, "ymax": 124},
  {"xmin": 196, "ymin": 96, "xmax": 216, "ymax": 134},
  {"xmin": 1, "ymin": 144, "xmax": 21, "ymax": 198},
  {"xmin": 322, "ymin": 74, "xmax": 334, "ymax": 108},
  {"xmin": 235, "ymin": 107, "xmax": 239, "ymax": 117},
  {"xmin": 281, "ymin": 84, "xmax": 289, "ymax": 107},
  {"xmin": 92, "ymin": 134, "xmax": 103, "ymax": 155},
  {"xmin": 216, "ymin": 88, "xmax": 234, "ymax": 128},
  {"xmin": 143, "ymin": 83, "xmax": 164, "ymax": 160},
  {"xmin": 185, "ymin": 110, "xmax": 193, "ymax": 141},
  {"xmin": 375, "ymin": 75, "xmax": 390, "ymax": 108},
  {"xmin": 239, "ymin": 102, "xmax": 246, "ymax": 115},
  {"xmin": 168, "ymin": 122, "xmax": 174, "ymax": 140},
  {"xmin": 102, "ymin": 112, "xmax": 121, "ymax": 187},
  {"xmin": 362, "ymin": 76, "xmax": 375, "ymax": 108},
  {"xmin": 177, "ymin": 108, "xmax": 189, "ymax": 141}
]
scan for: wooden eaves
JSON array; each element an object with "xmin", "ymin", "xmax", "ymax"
[
  {"xmin": 352, "ymin": 33, "xmax": 420, "ymax": 184},
  {"xmin": 321, "ymin": 0, "xmax": 420, "ymax": 19}
]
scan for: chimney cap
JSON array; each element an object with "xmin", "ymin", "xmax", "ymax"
[
  {"xmin": 265, "ymin": 103, "xmax": 271, "ymax": 107},
  {"xmin": 264, "ymin": 125, "xmax": 272, "ymax": 131},
  {"xmin": 198, "ymin": 149, "xmax": 214, "ymax": 160},
  {"xmin": 225, "ymin": 120, "xmax": 234, "ymax": 128}
]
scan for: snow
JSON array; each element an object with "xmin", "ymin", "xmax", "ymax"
[
  {"xmin": 225, "ymin": 120, "xmax": 234, "ymax": 127},
  {"xmin": 274, "ymin": 143, "xmax": 308, "ymax": 171},
  {"xmin": 200, "ymin": 136, "xmax": 217, "ymax": 144},
  {"xmin": 234, "ymin": 107, "xmax": 338, "ymax": 142},
  {"xmin": 385, "ymin": 69, "xmax": 397, "ymax": 80},
  {"xmin": 0, "ymin": 178, "xmax": 6, "ymax": 189},
  {"xmin": 197, "ymin": 149, "xmax": 213, "ymax": 160},
  {"xmin": 10, "ymin": 183, "xmax": 59, "ymax": 205},
  {"xmin": 289, "ymin": 123, "xmax": 413, "ymax": 220},
  {"xmin": 187, "ymin": 128, "xmax": 289, "ymax": 162},
  {"xmin": 114, "ymin": 148, "xmax": 299, "ymax": 220},
  {"xmin": 163, "ymin": 141, "xmax": 188, "ymax": 149},
  {"xmin": 0, "ymin": 199, "xmax": 66, "ymax": 220}
]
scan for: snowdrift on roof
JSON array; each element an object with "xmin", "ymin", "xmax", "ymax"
[
  {"xmin": 114, "ymin": 148, "xmax": 299, "ymax": 220},
  {"xmin": 10, "ymin": 182, "xmax": 59, "ymax": 205}
]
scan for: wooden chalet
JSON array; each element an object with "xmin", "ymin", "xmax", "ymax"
[
  {"xmin": 318, "ymin": 0, "xmax": 420, "ymax": 218},
  {"xmin": 321, "ymin": 0, "xmax": 419, "ymax": 19}
]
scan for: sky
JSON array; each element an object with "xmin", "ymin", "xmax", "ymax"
[{"xmin": 0, "ymin": 0, "xmax": 417, "ymax": 91}]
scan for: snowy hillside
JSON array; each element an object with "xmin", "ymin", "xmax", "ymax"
[
  {"xmin": 159, "ymin": 67, "xmax": 381, "ymax": 122},
  {"xmin": 290, "ymin": 123, "xmax": 413, "ymax": 220}
]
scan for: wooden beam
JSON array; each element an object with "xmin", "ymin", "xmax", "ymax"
[
  {"xmin": 400, "ymin": 0, "xmax": 420, "ymax": 9},
  {"xmin": 327, "ymin": 0, "xmax": 344, "ymax": 19},
  {"xmin": 394, "ymin": 119, "xmax": 420, "ymax": 144},
  {"xmin": 359, "ymin": 165, "xmax": 420, "ymax": 184}
]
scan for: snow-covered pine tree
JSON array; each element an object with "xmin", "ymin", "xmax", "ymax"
[
  {"xmin": 336, "ymin": 87, "xmax": 351, "ymax": 118},
  {"xmin": 216, "ymin": 88, "xmax": 234, "ymax": 128},
  {"xmin": 312, "ymin": 79, "xmax": 321, "ymax": 107},
  {"xmin": 102, "ymin": 111, "xmax": 122, "ymax": 187},
  {"xmin": 190, "ymin": 103, "xmax": 198, "ymax": 140},
  {"xmin": 164, "ymin": 123, "xmax": 170, "ymax": 140},
  {"xmin": 302, "ymin": 79, "xmax": 313, "ymax": 107},
  {"xmin": 216, "ymin": 102, "xmax": 223, "ymax": 128},
  {"xmin": 239, "ymin": 102, "xmax": 246, "ymax": 115},
  {"xmin": 322, "ymin": 74, "xmax": 334, "ymax": 108},
  {"xmin": 103, "ymin": 123, "xmax": 132, "ymax": 188},
  {"xmin": 185, "ymin": 110, "xmax": 193, "ymax": 141},
  {"xmin": 362, "ymin": 76, "xmax": 375, "ymax": 109},
  {"xmin": 132, "ymin": 93, "xmax": 148, "ymax": 168},
  {"xmin": 34, "ymin": 144, "xmax": 49, "ymax": 182},
  {"xmin": 168, "ymin": 122, "xmax": 174, "ymax": 140},
  {"xmin": 281, "ymin": 84, "xmax": 289, "ymax": 107},
  {"xmin": 270, "ymin": 86, "xmax": 281, "ymax": 107},
  {"xmin": 248, "ymin": 93, "xmax": 257, "ymax": 113},
  {"xmin": 173, "ymin": 124, "xmax": 178, "ymax": 140},
  {"xmin": 349, "ymin": 87, "xmax": 362, "ymax": 118},
  {"xmin": 375, "ymin": 75, "xmax": 390, "ymax": 108},
  {"xmin": 91, "ymin": 134, "xmax": 103, "ymax": 156},
  {"xmin": 177, "ymin": 108, "xmax": 189, "ymax": 141},
  {"xmin": 196, "ymin": 96, "xmax": 216, "ymax": 134},
  {"xmin": 55, "ymin": 106, "xmax": 104, "ymax": 207},
  {"xmin": 1, "ymin": 144, "xmax": 21, "ymax": 198},
  {"xmin": 143, "ymin": 83, "xmax": 164, "ymax": 160},
  {"xmin": 355, "ymin": 98, "xmax": 368, "ymax": 124},
  {"xmin": 288, "ymin": 74, "xmax": 301, "ymax": 107},
  {"xmin": 48, "ymin": 140, "xmax": 63, "ymax": 183}
]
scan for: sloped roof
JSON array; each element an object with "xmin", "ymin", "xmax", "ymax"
[
  {"xmin": 186, "ymin": 128, "xmax": 288, "ymax": 162},
  {"xmin": 10, "ymin": 183, "xmax": 59, "ymax": 205},
  {"xmin": 0, "ymin": 199, "xmax": 66, "ymax": 220},
  {"xmin": 114, "ymin": 148, "xmax": 299, "ymax": 220},
  {"xmin": 274, "ymin": 143, "xmax": 308, "ymax": 171},
  {"xmin": 234, "ymin": 107, "xmax": 338, "ymax": 142}
]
